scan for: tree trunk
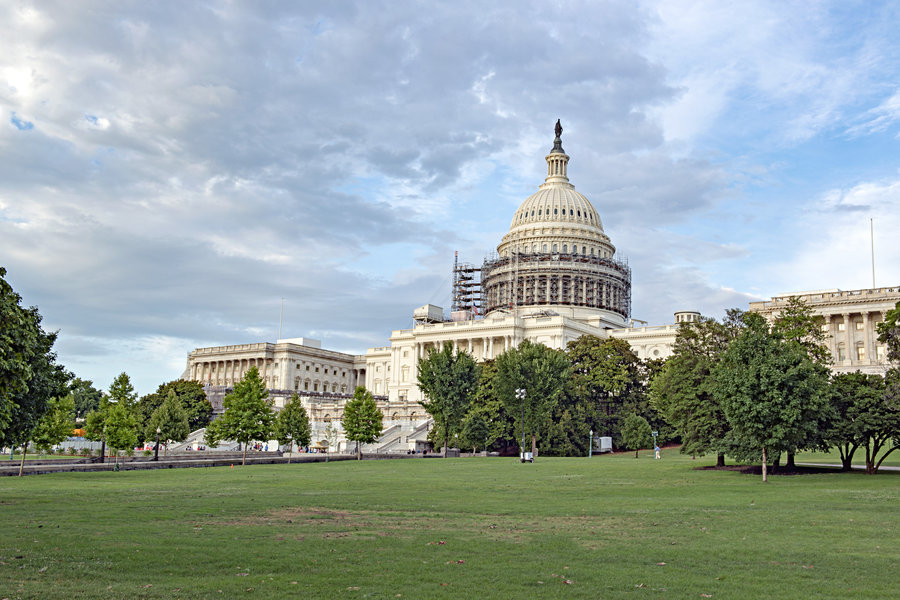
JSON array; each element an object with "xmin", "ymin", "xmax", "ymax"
[
  {"xmin": 786, "ymin": 452, "xmax": 796, "ymax": 469},
  {"xmin": 356, "ymin": 442, "xmax": 361, "ymax": 461},
  {"xmin": 18, "ymin": 442, "xmax": 27, "ymax": 477},
  {"xmin": 443, "ymin": 436, "xmax": 448, "ymax": 458},
  {"xmin": 242, "ymin": 444, "xmax": 247, "ymax": 466},
  {"xmin": 761, "ymin": 447, "xmax": 768, "ymax": 482},
  {"xmin": 634, "ymin": 449, "xmax": 639, "ymax": 458},
  {"xmin": 531, "ymin": 433, "xmax": 537, "ymax": 458},
  {"xmin": 100, "ymin": 439, "xmax": 106, "ymax": 463},
  {"xmin": 716, "ymin": 453, "xmax": 725, "ymax": 468}
]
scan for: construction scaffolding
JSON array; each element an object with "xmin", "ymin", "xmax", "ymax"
[
  {"xmin": 451, "ymin": 250, "xmax": 482, "ymax": 314},
  {"xmin": 480, "ymin": 252, "xmax": 632, "ymax": 319}
]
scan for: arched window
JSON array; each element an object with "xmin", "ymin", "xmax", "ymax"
[
  {"xmin": 582, "ymin": 246, "xmax": 586, "ymax": 255},
  {"xmin": 543, "ymin": 244, "xmax": 548, "ymax": 252},
  {"xmin": 552, "ymin": 243, "xmax": 558, "ymax": 252},
  {"xmin": 538, "ymin": 209, "xmax": 542, "ymax": 215},
  {"xmin": 562, "ymin": 244, "xmax": 568, "ymax": 253},
  {"xmin": 569, "ymin": 209, "xmax": 573, "ymax": 215},
  {"xmin": 577, "ymin": 210, "xmax": 581, "ymax": 217},
  {"xmin": 554, "ymin": 208, "xmax": 558, "ymax": 215},
  {"xmin": 531, "ymin": 210, "xmax": 534, "ymax": 216}
]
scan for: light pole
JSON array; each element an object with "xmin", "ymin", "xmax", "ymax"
[
  {"xmin": 515, "ymin": 388, "xmax": 527, "ymax": 462},
  {"xmin": 589, "ymin": 430, "xmax": 593, "ymax": 458},
  {"xmin": 153, "ymin": 427, "xmax": 161, "ymax": 461}
]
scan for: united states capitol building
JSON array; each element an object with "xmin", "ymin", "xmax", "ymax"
[{"xmin": 185, "ymin": 122, "xmax": 899, "ymax": 452}]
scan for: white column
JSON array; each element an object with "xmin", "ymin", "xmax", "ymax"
[
  {"xmin": 843, "ymin": 313, "xmax": 852, "ymax": 364},
  {"xmin": 862, "ymin": 312, "xmax": 872, "ymax": 365}
]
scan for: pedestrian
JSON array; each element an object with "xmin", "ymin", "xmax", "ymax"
[{"xmin": 655, "ymin": 444, "xmax": 661, "ymax": 459}]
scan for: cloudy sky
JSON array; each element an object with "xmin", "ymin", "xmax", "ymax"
[{"xmin": 3, "ymin": 1, "xmax": 900, "ymax": 395}]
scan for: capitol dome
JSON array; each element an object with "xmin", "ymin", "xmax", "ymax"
[{"xmin": 480, "ymin": 121, "xmax": 631, "ymax": 327}]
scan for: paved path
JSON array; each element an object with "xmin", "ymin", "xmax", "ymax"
[{"xmin": 796, "ymin": 462, "xmax": 900, "ymax": 472}]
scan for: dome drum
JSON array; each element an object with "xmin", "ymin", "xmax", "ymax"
[{"xmin": 481, "ymin": 251, "xmax": 631, "ymax": 320}]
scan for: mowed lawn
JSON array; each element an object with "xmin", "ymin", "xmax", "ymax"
[{"xmin": 2, "ymin": 450, "xmax": 898, "ymax": 599}]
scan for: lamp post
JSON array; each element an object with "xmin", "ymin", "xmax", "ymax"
[
  {"xmin": 515, "ymin": 388, "xmax": 527, "ymax": 462},
  {"xmin": 153, "ymin": 427, "xmax": 161, "ymax": 462},
  {"xmin": 589, "ymin": 430, "xmax": 593, "ymax": 458}
]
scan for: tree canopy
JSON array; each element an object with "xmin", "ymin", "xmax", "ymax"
[
  {"xmin": 713, "ymin": 312, "xmax": 830, "ymax": 481},
  {"xmin": 877, "ymin": 301, "xmax": 900, "ymax": 365},
  {"xmin": 145, "ymin": 390, "xmax": 191, "ymax": 452},
  {"xmin": 493, "ymin": 340, "xmax": 569, "ymax": 455},
  {"xmin": 342, "ymin": 386, "xmax": 384, "ymax": 460},
  {"xmin": 649, "ymin": 314, "xmax": 741, "ymax": 466},
  {"xmin": 0, "ymin": 267, "xmax": 71, "ymax": 450},
  {"xmin": 274, "ymin": 393, "xmax": 312, "ymax": 462},
  {"xmin": 205, "ymin": 366, "xmax": 274, "ymax": 465},
  {"xmin": 417, "ymin": 342, "xmax": 480, "ymax": 456},
  {"xmin": 620, "ymin": 413, "xmax": 651, "ymax": 458}
]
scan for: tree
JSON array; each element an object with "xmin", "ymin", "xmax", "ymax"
[
  {"xmin": 649, "ymin": 313, "xmax": 741, "ymax": 466},
  {"xmin": 145, "ymin": 391, "xmax": 191, "ymax": 455},
  {"xmin": 494, "ymin": 340, "xmax": 569, "ymax": 457},
  {"xmin": 466, "ymin": 360, "xmax": 517, "ymax": 454},
  {"xmin": 713, "ymin": 312, "xmax": 830, "ymax": 482},
  {"xmin": 274, "ymin": 393, "xmax": 312, "ymax": 463},
  {"xmin": 135, "ymin": 379, "xmax": 212, "ymax": 442},
  {"xmin": 559, "ymin": 336, "xmax": 649, "ymax": 455},
  {"xmin": 459, "ymin": 411, "xmax": 490, "ymax": 454},
  {"xmin": 417, "ymin": 343, "xmax": 481, "ymax": 456},
  {"xmin": 0, "ymin": 267, "xmax": 71, "ymax": 453},
  {"xmin": 620, "ymin": 413, "xmax": 651, "ymax": 458},
  {"xmin": 877, "ymin": 301, "xmax": 900, "ymax": 364},
  {"xmin": 104, "ymin": 401, "xmax": 138, "ymax": 467},
  {"xmin": 69, "ymin": 377, "xmax": 102, "ymax": 420},
  {"xmin": 108, "ymin": 372, "xmax": 137, "ymax": 408},
  {"xmin": 19, "ymin": 394, "xmax": 75, "ymax": 476},
  {"xmin": 772, "ymin": 296, "xmax": 831, "ymax": 366},
  {"xmin": 341, "ymin": 386, "xmax": 384, "ymax": 460},
  {"xmin": 205, "ymin": 366, "xmax": 274, "ymax": 465},
  {"xmin": 824, "ymin": 371, "xmax": 885, "ymax": 471}
]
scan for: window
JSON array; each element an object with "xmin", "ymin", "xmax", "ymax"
[
  {"xmin": 855, "ymin": 321, "xmax": 865, "ymax": 330},
  {"xmin": 577, "ymin": 210, "xmax": 581, "ymax": 217},
  {"xmin": 838, "ymin": 322, "xmax": 846, "ymax": 332},
  {"xmin": 820, "ymin": 324, "xmax": 829, "ymax": 332},
  {"xmin": 554, "ymin": 208, "xmax": 558, "ymax": 215},
  {"xmin": 313, "ymin": 382, "xmax": 318, "ymax": 391},
  {"xmin": 543, "ymin": 244, "xmax": 548, "ymax": 252},
  {"xmin": 552, "ymin": 244, "xmax": 558, "ymax": 252},
  {"xmin": 304, "ymin": 381, "xmax": 309, "ymax": 390},
  {"xmin": 569, "ymin": 209, "xmax": 573, "ymax": 215},
  {"xmin": 401, "ymin": 366, "xmax": 410, "ymax": 382},
  {"xmin": 538, "ymin": 209, "xmax": 542, "ymax": 215},
  {"xmin": 582, "ymin": 246, "xmax": 586, "ymax": 255},
  {"xmin": 562, "ymin": 244, "xmax": 568, "ymax": 253},
  {"xmin": 857, "ymin": 346, "xmax": 865, "ymax": 361},
  {"xmin": 403, "ymin": 350, "xmax": 409, "ymax": 358},
  {"xmin": 877, "ymin": 346, "xmax": 886, "ymax": 361},
  {"xmin": 306, "ymin": 365, "xmax": 310, "ymax": 371},
  {"xmin": 837, "ymin": 345, "xmax": 846, "ymax": 361},
  {"xmin": 315, "ymin": 366, "xmax": 320, "ymax": 372},
  {"xmin": 324, "ymin": 368, "xmax": 328, "ymax": 374}
]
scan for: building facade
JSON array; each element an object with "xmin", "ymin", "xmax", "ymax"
[{"xmin": 748, "ymin": 286, "xmax": 900, "ymax": 374}]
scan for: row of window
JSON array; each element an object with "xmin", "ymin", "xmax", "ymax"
[
  {"xmin": 504, "ymin": 244, "xmax": 609, "ymax": 258},
  {"xmin": 517, "ymin": 208, "xmax": 593, "ymax": 221},
  {"xmin": 297, "ymin": 363, "xmax": 349, "ymax": 378}
]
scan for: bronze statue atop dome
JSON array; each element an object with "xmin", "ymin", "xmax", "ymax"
[{"xmin": 551, "ymin": 119, "xmax": 565, "ymax": 153}]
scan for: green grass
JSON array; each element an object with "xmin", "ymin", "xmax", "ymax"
[{"xmin": 2, "ymin": 450, "xmax": 898, "ymax": 599}]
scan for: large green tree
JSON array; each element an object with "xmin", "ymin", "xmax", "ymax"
[
  {"xmin": 713, "ymin": 312, "xmax": 830, "ymax": 481},
  {"xmin": 274, "ymin": 393, "xmax": 312, "ymax": 463},
  {"xmin": 649, "ymin": 312, "xmax": 742, "ymax": 466},
  {"xmin": 145, "ymin": 391, "xmax": 191, "ymax": 456},
  {"xmin": 108, "ymin": 372, "xmax": 137, "ymax": 408},
  {"xmin": 0, "ymin": 267, "xmax": 71, "ymax": 452},
  {"xmin": 205, "ymin": 366, "xmax": 274, "ymax": 465},
  {"xmin": 459, "ymin": 411, "xmax": 490, "ymax": 454},
  {"xmin": 824, "ymin": 371, "xmax": 885, "ymax": 471},
  {"xmin": 341, "ymin": 386, "xmax": 384, "ymax": 460},
  {"xmin": 417, "ymin": 342, "xmax": 481, "ymax": 456},
  {"xmin": 554, "ymin": 336, "xmax": 649, "ymax": 456},
  {"xmin": 494, "ymin": 340, "xmax": 569, "ymax": 457}
]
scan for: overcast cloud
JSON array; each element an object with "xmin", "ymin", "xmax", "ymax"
[{"xmin": 2, "ymin": 1, "xmax": 899, "ymax": 394}]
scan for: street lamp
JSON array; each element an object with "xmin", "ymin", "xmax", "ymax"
[
  {"xmin": 153, "ymin": 427, "xmax": 161, "ymax": 462},
  {"xmin": 515, "ymin": 388, "xmax": 527, "ymax": 462},
  {"xmin": 589, "ymin": 430, "xmax": 593, "ymax": 458}
]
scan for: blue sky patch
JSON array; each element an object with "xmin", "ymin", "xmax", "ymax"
[{"xmin": 10, "ymin": 112, "xmax": 34, "ymax": 131}]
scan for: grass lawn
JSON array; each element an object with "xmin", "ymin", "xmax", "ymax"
[
  {"xmin": 2, "ymin": 449, "xmax": 898, "ymax": 599},
  {"xmin": 795, "ymin": 444, "xmax": 900, "ymax": 468}
]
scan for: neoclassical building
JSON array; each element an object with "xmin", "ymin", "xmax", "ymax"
[
  {"xmin": 183, "ymin": 122, "xmax": 898, "ymax": 453},
  {"xmin": 749, "ymin": 287, "xmax": 900, "ymax": 374}
]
